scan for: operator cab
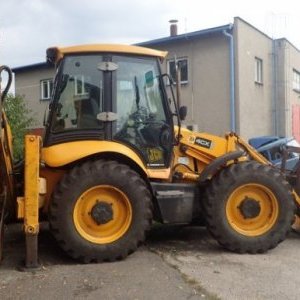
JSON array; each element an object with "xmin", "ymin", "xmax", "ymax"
[{"xmin": 44, "ymin": 45, "xmax": 174, "ymax": 168}]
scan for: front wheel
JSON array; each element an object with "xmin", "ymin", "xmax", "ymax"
[
  {"xmin": 203, "ymin": 161, "xmax": 295, "ymax": 253},
  {"xmin": 49, "ymin": 160, "xmax": 153, "ymax": 262}
]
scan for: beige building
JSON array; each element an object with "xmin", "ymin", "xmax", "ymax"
[
  {"xmin": 12, "ymin": 17, "xmax": 300, "ymax": 140},
  {"xmin": 13, "ymin": 62, "xmax": 55, "ymax": 135}
]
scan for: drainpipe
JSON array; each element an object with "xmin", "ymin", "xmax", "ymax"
[
  {"xmin": 223, "ymin": 25, "xmax": 236, "ymax": 132},
  {"xmin": 272, "ymin": 40, "xmax": 278, "ymax": 135}
]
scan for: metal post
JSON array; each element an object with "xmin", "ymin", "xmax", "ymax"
[{"xmin": 25, "ymin": 234, "xmax": 39, "ymax": 269}]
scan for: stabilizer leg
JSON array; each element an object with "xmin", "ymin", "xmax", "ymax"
[{"xmin": 23, "ymin": 135, "xmax": 41, "ymax": 270}]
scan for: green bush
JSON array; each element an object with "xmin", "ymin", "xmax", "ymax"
[{"xmin": 3, "ymin": 94, "xmax": 36, "ymax": 160}]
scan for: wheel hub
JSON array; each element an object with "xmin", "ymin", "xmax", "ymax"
[
  {"xmin": 90, "ymin": 201, "xmax": 113, "ymax": 225},
  {"xmin": 238, "ymin": 197, "xmax": 261, "ymax": 219}
]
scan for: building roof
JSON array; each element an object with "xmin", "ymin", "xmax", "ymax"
[
  {"xmin": 12, "ymin": 62, "xmax": 50, "ymax": 73},
  {"xmin": 137, "ymin": 23, "xmax": 233, "ymax": 46},
  {"xmin": 12, "ymin": 23, "xmax": 233, "ymax": 73}
]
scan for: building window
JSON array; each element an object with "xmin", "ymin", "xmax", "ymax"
[
  {"xmin": 255, "ymin": 57, "xmax": 263, "ymax": 84},
  {"xmin": 40, "ymin": 79, "xmax": 53, "ymax": 100},
  {"xmin": 75, "ymin": 75, "xmax": 88, "ymax": 96},
  {"xmin": 168, "ymin": 58, "xmax": 188, "ymax": 84},
  {"xmin": 293, "ymin": 69, "xmax": 300, "ymax": 92}
]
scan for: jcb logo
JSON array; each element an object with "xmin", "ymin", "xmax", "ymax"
[{"xmin": 147, "ymin": 148, "xmax": 163, "ymax": 162}]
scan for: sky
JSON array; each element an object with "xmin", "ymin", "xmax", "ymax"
[{"xmin": 1, "ymin": 0, "xmax": 300, "ymax": 68}]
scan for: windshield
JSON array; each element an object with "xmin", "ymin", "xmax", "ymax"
[{"xmin": 51, "ymin": 55, "xmax": 104, "ymax": 132}]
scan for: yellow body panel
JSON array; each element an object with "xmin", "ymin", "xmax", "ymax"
[
  {"xmin": 173, "ymin": 127, "xmax": 237, "ymax": 178},
  {"xmin": 42, "ymin": 140, "xmax": 173, "ymax": 180},
  {"xmin": 49, "ymin": 44, "xmax": 168, "ymax": 64},
  {"xmin": 39, "ymin": 168, "xmax": 65, "ymax": 213},
  {"xmin": 173, "ymin": 127, "xmax": 269, "ymax": 174},
  {"xmin": 42, "ymin": 140, "xmax": 146, "ymax": 170},
  {"xmin": 179, "ymin": 127, "xmax": 229, "ymax": 159},
  {"xmin": 147, "ymin": 168, "xmax": 171, "ymax": 180}
]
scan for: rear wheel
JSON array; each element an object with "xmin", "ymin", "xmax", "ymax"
[
  {"xmin": 49, "ymin": 160, "xmax": 152, "ymax": 262},
  {"xmin": 203, "ymin": 161, "xmax": 295, "ymax": 253}
]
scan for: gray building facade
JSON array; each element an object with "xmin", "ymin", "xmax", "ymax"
[{"xmin": 12, "ymin": 17, "xmax": 300, "ymax": 141}]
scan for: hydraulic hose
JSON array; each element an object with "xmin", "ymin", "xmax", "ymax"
[{"xmin": 0, "ymin": 65, "xmax": 13, "ymax": 102}]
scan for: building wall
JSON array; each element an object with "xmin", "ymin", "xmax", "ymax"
[
  {"xmin": 147, "ymin": 34, "xmax": 231, "ymax": 136},
  {"xmin": 275, "ymin": 39, "xmax": 300, "ymax": 138},
  {"xmin": 234, "ymin": 17, "xmax": 274, "ymax": 140},
  {"xmin": 13, "ymin": 19, "xmax": 300, "ymax": 141},
  {"xmin": 14, "ymin": 67, "xmax": 54, "ymax": 128}
]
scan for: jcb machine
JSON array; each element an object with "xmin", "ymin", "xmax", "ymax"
[{"xmin": 0, "ymin": 45, "xmax": 297, "ymax": 268}]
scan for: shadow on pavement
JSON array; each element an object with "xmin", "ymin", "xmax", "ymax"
[
  {"xmin": 1, "ymin": 222, "xmax": 73, "ymax": 270},
  {"xmin": 2, "ymin": 221, "xmax": 297, "ymax": 270},
  {"xmin": 146, "ymin": 224, "xmax": 224, "ymax": 254}
]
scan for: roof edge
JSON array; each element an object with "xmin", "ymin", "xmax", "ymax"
[
  {"xmin": 12, "ymin": 62, "xmax": 49, "ymax": 73},
  {"xmin": 137, "ymin": 23, "xmax": 232, "ymax": 46},
  {"xmin": 275, "ymin": 37, "xmax": 300, "ymax": 54},
  {"xmin": 234, "ymin": 17, "xmax": 273, "ymax": 41}
]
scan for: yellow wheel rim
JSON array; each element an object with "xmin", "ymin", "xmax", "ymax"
[
  {"xmin": 73, "ymin": 185, "xmax": 132, "ymax": 244},
  {"xmin": 226, "ymin": 183, "xmax": 279, "ymax": 237}
]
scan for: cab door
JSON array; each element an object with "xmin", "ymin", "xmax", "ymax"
[{"xmin": 112, "ymin": 55, "xmax": 174, "ymax": 168}]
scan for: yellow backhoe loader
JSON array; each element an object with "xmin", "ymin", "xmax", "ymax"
[{"xmin": 0, "ymin": 44, "xmax": 298, "ymax": 269}]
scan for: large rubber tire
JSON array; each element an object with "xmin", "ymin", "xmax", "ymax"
[
  {"xmin": 49, "ymin": 160, "xmax": 153, "ymax": 263},
  {"xmin": 203, "ymin": 161, "xmax": 295, "ymax": 253}
]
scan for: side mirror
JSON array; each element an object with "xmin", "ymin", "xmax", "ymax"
[
  {"xmin": 179, "ymin": 106, "xmax": 187, "ymax": 121},
  {"xmin": 46, "ymin": 47, "xmax": 57, "ymax": 66}
]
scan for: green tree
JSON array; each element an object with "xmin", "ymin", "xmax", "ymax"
[{"xmin": 3, "ymin": 94, "xmax": 36, "ymax": 160}]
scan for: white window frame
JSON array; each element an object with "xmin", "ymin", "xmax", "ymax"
[
  {"xmin": 40, "ymin": 79, "xmax": 53, "ymax": 100},
  {"xmin": 255, "ymin": 57, "xmax": 263, "ymax": 84},
  {"xmin": 293, "ymin": 69, "xmax": 300, "ymax": 92},
  {"xmin": 167, "ymin": 57, "xmax": 188, "ymax": 85},
  {"xmin": 74, "ymin": 75, "xmax": 88, "ymax": 96}
]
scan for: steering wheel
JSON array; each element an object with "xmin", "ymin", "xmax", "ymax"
[{"xmin": 130, "ymin": 106, "xmax": 148, "ymax": 124}]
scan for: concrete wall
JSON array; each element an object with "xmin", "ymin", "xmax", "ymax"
[
  {"xmin": 234, "ymin": 17, "xmax": 274, "ymax": 140},
  {"xmin": 14, "ymin": 67, "xmax": 54, "ymax": 128},
  {"xmin": 147, "ymin": 34, "xmax": 231, "ymax": 136}
]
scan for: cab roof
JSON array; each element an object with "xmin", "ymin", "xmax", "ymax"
[{"xmin": 47, "ymin": 44, "xmax": 168, "ymax": 64}]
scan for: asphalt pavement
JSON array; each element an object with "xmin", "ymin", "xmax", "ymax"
[{"xmin": 0, "ymin": 223, "xmax": 299, "ymax": 300}]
